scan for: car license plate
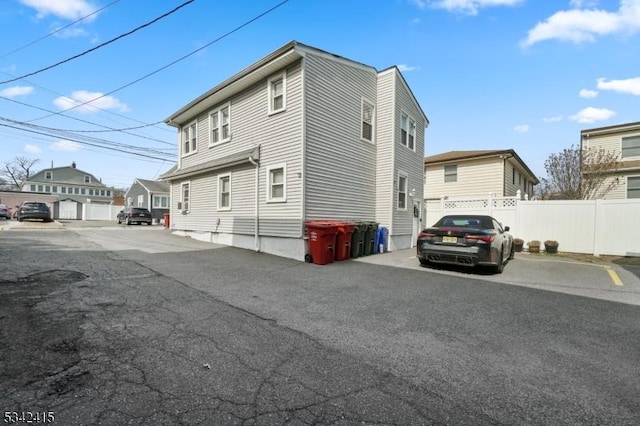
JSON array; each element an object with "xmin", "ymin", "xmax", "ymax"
[{"xmin": 442, "ymin": 236, "xmax": 457, "ymax": 243}]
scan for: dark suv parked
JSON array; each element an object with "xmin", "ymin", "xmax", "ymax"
[
  {"xmin": 17, "ymin": 202, "xmax": 52, "ymax": 222},
  {"xmin": 117, "ymin": 207, "xmax": 152, "ymax": 225}
]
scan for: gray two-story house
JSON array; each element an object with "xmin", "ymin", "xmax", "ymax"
[
  {"xmin": 161, "ymin": 41, "xmax": 429, "ymax": 260},
  {"xmin": 22, "ymin": 162, "xmax": 113, "ymax": 220}
]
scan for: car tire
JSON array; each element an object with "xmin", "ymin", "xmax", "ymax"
[
  {"xmin": 508, "ymin": 244, "xmax": 515, "ymax": 260},
  {"xmin": 126, "ymin": 217, "xmax": 131, "ymax": 225}
]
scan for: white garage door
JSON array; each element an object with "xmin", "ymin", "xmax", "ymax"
[{"xmin": 59, "ymin": 200, "xmax": 77, "ymax": 219}]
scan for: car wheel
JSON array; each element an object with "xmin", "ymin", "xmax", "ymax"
[
  {"xmin": 508, "ymin": 244, "xmax": 515, "ymax": 260},
  {"xmin": 493, "ymin": 249, "xmax": 505, "ymax": 274},
  {"xmin": 126, "ymin": 217, "xmax": 131, "ymax": 225}
]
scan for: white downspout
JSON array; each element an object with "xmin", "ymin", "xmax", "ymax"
[{"xmin": 249, "ymin": 156, "xmax": 259, "ymax": 252}]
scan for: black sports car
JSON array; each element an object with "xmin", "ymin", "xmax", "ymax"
[{"xmin": 416, "ymin": 214, "xmax": 514, "ymax": 273}]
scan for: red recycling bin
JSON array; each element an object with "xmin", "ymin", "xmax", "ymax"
[
  {"xmin": 335, "ymin": 222, "xmax": 355, "ymax": 261},
  {"xmin": 163, "ymin": 213, "xmax": 170, "ymax": 228},
  {"xmin": 305, "ymin": 221, "xmax": 338, "ymax": 265}
]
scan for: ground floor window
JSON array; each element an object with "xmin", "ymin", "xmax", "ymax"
[
  {"xmin": 628, "ymin": 176, "xmax": 640, "ymax": 198},
  {"xmin": 218, "ymin": 174, "xmax": 231, "ymax": 210}
]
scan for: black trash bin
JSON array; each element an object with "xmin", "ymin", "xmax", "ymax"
[
  {"xmin": 362, "ymin": 222, "xmax": 379, "ymax": 256},
  {"xmin": 350, "ymin": 221, "xmax": 367, "ymax": 258}
]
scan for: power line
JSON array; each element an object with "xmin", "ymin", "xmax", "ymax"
[
  {"xmin": 33, "ymin": 0, "xmax": 292, "ymax": 119},
  {"xmin": 0, "ymin": 122, "xmax": 173, "ymax": 162},
  {"xmin": 0, "ymin": 0, "xmax": 122, "ymax": 60},
  {"xmin": 1, "ymin": 95, "xmax": 173, "ymax": 146},
  {"xmin": 0, "ymin": 0, "xmax": 195, "ymax": 85}
]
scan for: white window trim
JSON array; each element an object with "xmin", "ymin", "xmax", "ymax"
[
  {"xmin": 400, "ymin": 110, "xmax": 416, "ymax": 151},
  {"xmin": 180, "ymin": 181, "xmax": 191, "ymax": 212},
  {"xmin": 627, "ymin": 175, "xmax": 640, "ymax": 199},
  {"xmin": 397, "ymin": 171, "xmax": 408, "ymax": 211},
  {"xmin": 268, "ymin": 72, "xmax": 287, "ymax": 115},
  {"xmin": 45, "ymin": 171, "xmax": 52, "ymax": 180},
  {"xmin": 444, "ymin": 164, "xmax": 457, "ymax": 183},
  {"xmin": 361, "ymin": 97, "xmax": 375, "ymax": 144},
  {"xmin": 217, "ymin": 173, "xmax": 232, "ymax": 211},
  {"xmin": 182, "ymin": 121, "xmax": 198, "ymax": 157},
  {"xmin": 267, "ymin": 163, "xmax": 287, "ymax": 203},
  {"xmin": 209, "ymin": 103, "xmax": 231, "ymax": 147},
  {"xmin": 153, "ymin": 195, "xmax": 169, "ymax": 209},
  {"xmin": 84, "ymin": 175, "xmax": 91, "ymax": 183}
]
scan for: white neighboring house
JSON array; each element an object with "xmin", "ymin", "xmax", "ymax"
[
  {"xmin": 424, "ymin": 149, "xmax": 538, "ymax": 202},
  {"xmin": 581, "ymin": 121, "xmax": 640, "ymax": 199},
  {"xmin": 21, "ymin": 162, "xmax": 114, "ymax": 220},
  {"xmin": 161, "ymin": 40, "xmax": 429, "ymax": 260}
]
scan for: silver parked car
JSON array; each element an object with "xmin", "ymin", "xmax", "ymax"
[{"xmin": 416, "ymin": 215, "xmax": 514, "ymax": 273}]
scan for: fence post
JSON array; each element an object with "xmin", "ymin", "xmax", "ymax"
[{"xmin": 593, "ymin": 199, "xmax": 601, "ymax": 257}]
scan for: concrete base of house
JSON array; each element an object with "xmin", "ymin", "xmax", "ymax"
[
  {"xmin": 171, "ymin": 229, "xmax": 307, "ymax": 262},
  {"xmin": 389, "ymin": 234, "xmax": 414, "ymax": 252}
]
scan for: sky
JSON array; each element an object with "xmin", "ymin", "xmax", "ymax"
[{"xmin": 0, "ymin": 0, "xmax": 639, "ymax": 189}]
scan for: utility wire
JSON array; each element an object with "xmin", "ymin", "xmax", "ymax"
[
  {"xmin": 1, "ymin": 94, "xmax": 174, "ymax": 146},
  {"xmin": 0, "ymin": 0, "xmax": 195, "ymax": 85},
  {"xmin": 0, "ymin": 123, "xmax": 172, "ymax": 162},
  {"xmin": 33, "ymin": 0, "xmax": 291, "ymax": 119},
  {"xmin": 0, "ymin": 0, "xmax": 122, "ymax": 60},
  {"xmin": 0, "ymin": 116, "xmax": 175, "ymax": 157}
]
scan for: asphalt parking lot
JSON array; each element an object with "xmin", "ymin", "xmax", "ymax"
[{"xmin": 2, "ymin": 221, "xmax": 640, "ymax": 425}]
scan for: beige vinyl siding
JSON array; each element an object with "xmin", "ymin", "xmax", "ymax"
[
  {"xmin": 172, "ymin": 61, "xmax": 304, "ymax": 237},
  {"xmin": 304, "ymin": 52, "xmax": 377, "ymax": 220},
  {"xmin": 426, "ymin": 158, "xmax": 503, "ymax": 199},
  {"xmin": 583, "ymin": 133, "xmax": 624, "ymax": 159},
  {"xmin": 375, "ymin": 70, "xmax": 395, "ymax": 229},
  {"xmin": 392, "ymin": 72, "xmax": 425, "ymax": 235}
]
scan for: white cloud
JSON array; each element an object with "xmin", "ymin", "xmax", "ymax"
[
  {"xmin": 569, "ymin": 106, "xmax": 616, "ymax": 123},
  {"xmin": 55, "ymin": 27, "xmax": 90, "ymax": 39},
  {"xmin": 579, "ymin": 89, "xmax": 598, "ymax": 98},
  {"xmin": 398, "ymin": 64, "xmax": 420, "ymax": 72},
  {"xmin": 19, "ymin": 0, "xmax": 98, "ymax": 21},
  {"xmin": 522, "ymin": 0, "xmax": 640, "ymax": 47},
  {"xmin": 427, "ymin": 0, "xmax": 523, "ymax": 15},
  {"xmin": 543, "ymin": 115, "xmax": 563, "ymax": 122},
  {"xmin": 596, "ymin": 76, "xmax": 640, "ymax": 95},
  {"xmin": 24, "ymin": 144, "xmax": 41, "ymax": 153},
  {"xmin": 51, "ymin": 140, "xmax": 82, "ymax": 151},
  {"xmin": 410, "ymin": 0, "xmax": 428, "ymax": 9},
  {"xmin": 514, "ymin": 124, "xmax": 530, "ymax": 133},
  {"xmin": 53, "ymin": 90, "xmax": 129, "ymax": 113},
  {"xmin": 0, "ymin": 86, "xmax": 34, "ymax": 98}
]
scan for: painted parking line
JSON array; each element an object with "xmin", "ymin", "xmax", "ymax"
[{"xmin": 605, "ymin": 266, "xmax": 624, "ymax": 287}]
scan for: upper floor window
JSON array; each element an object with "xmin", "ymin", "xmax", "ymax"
[
  {"xmin": 45, "ymin": 171, "xmax": 52, "ymax": 180},
  {"xmin": 628, "ymin": 176, "xmax": 640, "ymax": 199},
  {"xmin": 444, "ymin": 164, "xmax": 457, "ymax": 183},
  {"xmin": 30, "ymin": 184, "xmax": 36, "ymax": 191},
  {"xmin": 183, "ymin": 121, "xmax": 197, "ymax": 155},
  {"xmin": 268, "ymin": 72, "xmax": 286, "ymax": 114},
  {"xmin": 80, "ymin": 188, "xmax": 86, "ymax": 195},
  {"xmin": 397, "ymin": 172, "xmax": 408, "ymax": 210},
  {"xmin": 401, "ymin": 112, "xmax": 416, "ymax": 150},
  {"xmin": 45, "ymin": 185, "xmax": 50, "ymax": 192},
  {"xmin": 267, "ymin": 164, "xmax": 286, "ymax": 203},
  {"xmin": 622, "ymin": 135, "xmax": 640, "ymax": 158},
  {"xmin": 210, "ymin": 104, "xmax": 231, "ymax": 146},
  {"xmin": 84, "ymin": 175, "xmax": 91, "ymax": 183},
  {"xmin": 218, "ymin": 174, "xmax": 231, "ymax": 211},
  {"xmin": 361, "ymin": 99, "xmax": 375, "ymax": 142}
]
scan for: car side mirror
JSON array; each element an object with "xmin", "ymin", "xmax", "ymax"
[{"xmin": 504, "ymin": 226, "xmax": 510, "ymax": 232}]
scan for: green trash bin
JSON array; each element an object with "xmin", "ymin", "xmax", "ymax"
[
  {"xmin": 362, "ymin": 222, "xmax": 379, "ymax": 256},
  {"xmin": 350, "ymin": 221, "xmax": 367, "ymax": 258}
]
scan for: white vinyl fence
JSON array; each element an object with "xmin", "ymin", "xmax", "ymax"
[
  {"xmin": 424, "ymin": 192, "xmax": 640, "ymax": 257},
  {"xmin": 82, "ymin": 203, "xmax": 124, "ymax": 221}
]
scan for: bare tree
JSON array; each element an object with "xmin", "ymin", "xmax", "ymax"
[
  {"xmin": 536, "ymin": 145, "xmax": 621, "ymax": 200},
  {"xmin": 0, "ymin": 157, "xmax": 40, "ymax": 190}
]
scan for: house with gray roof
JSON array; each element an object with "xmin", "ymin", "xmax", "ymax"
[
  {"xmin": 21, "ymin": 162, "xmax": 114, "ymax": 220},
  {"xmin": 124, "ymin": 178, "xmax": 170, "ymax": 221}
]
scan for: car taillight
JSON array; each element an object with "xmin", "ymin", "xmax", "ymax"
[
  {"xmin": 465, "ymin": 234, "xmax": 495, "ymax": 244},
  {"xmin": 418, "ymin": 232, "xmax": 436, "ymax": 241}
]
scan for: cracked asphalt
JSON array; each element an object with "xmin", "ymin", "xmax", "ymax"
[{"xmin": 1, "ymin": 224, "xmax": 640, "ymax": 425}]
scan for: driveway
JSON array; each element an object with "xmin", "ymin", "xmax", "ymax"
[
  {"xmin": 355, "ymin": 247, "xmax": 640, "ymax": 306},
  {"xmin": 3, "ymin": 226, "xmax": 640, "ymax": 425}
]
